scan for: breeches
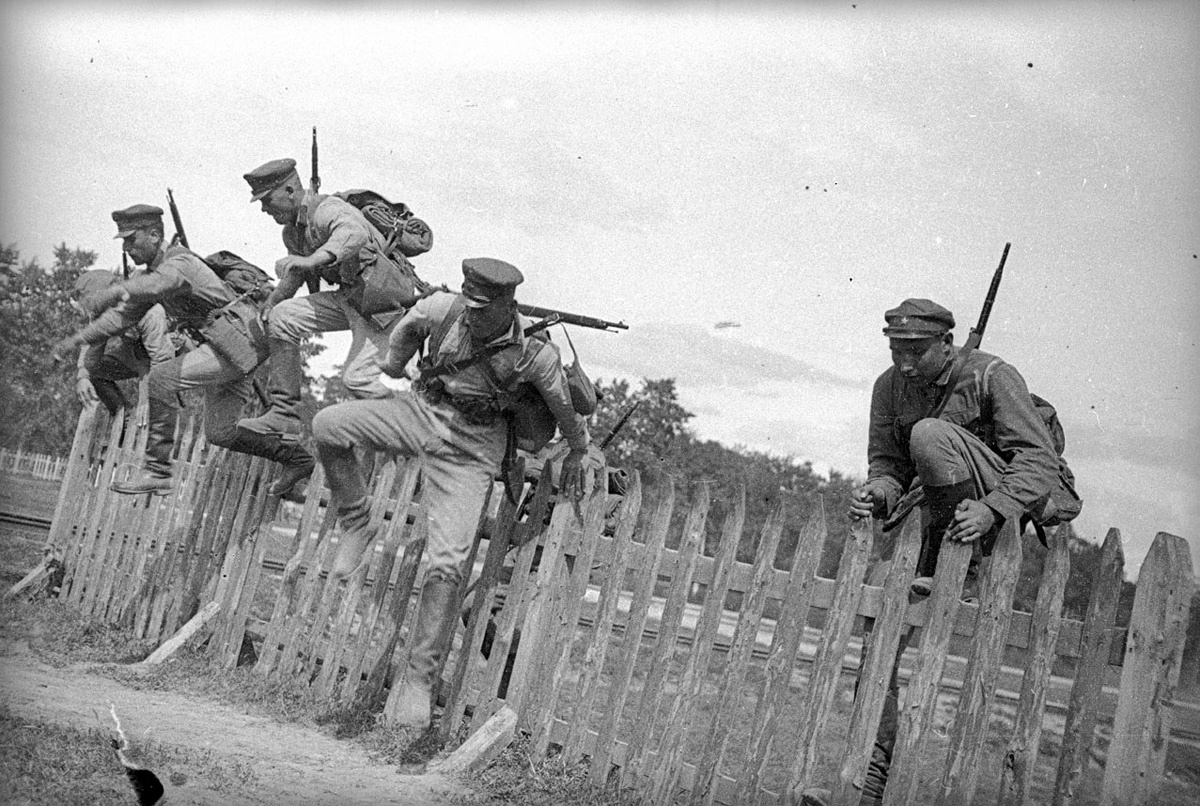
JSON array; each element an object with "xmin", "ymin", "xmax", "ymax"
[
  {"xmin": 145, "ymin": 344, "xmax": 254, "ymax": 466},
  {"xmin": 83, "ymin": 339, "xmax": 148, "ymax": 382},
  {"xmin": 907, "ymin": 418, "xmax": 1079, "ymax": 527},
  {"xmin": 312, "ymin": 392, "xmax": 507, "ymax": 586},
  {"xmin": 266, "ymin": 289, "xmax": 393, "ymax": 400}
]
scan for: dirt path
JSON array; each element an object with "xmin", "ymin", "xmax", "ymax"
[{"xmin": 0, "ymin": 643, "xmax": 471, "ymax": 806}]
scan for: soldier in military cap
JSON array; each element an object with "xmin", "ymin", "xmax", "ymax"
[
  {"xmin": 69, "ymin": 269, "xmax": 175, "ymax": 417},
  {"xmin": 309, "ymin": 257, "xmax": 592, "ymax": 730},
  {"xmin": 52, "ymin": 204, "xmax": 314, "ymax": 497},
  {"xmin": 235, "ymin": 157, "xmax": 433, "ymax": 450},
  {"xmin": 799, "ymin": 297, "xmax": 1081, "ymax": 806}
]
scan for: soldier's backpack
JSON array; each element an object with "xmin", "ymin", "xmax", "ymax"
[
  {"xmin": 202, "ymin": 251, "xmax": 274, "ymax": 304},
  {"xmin": 980, "ymin": 358, "xmax": 1080, "ymax": 524},
  {"xmin": 334, "ymin": 189, "xmax": 434, "ymax": 259},
  {"xmin": 313, "ymin": 190, "xmax": 434, "ymax": 321}
]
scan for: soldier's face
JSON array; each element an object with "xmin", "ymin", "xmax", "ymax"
[
  {"xmin": 465, "ymin": 298, "xmax": 516, "ymax": 342},
  {"xmin": 122, "ymin": 228, "xmax": 160, "ymax": 266},
  {"xmin": 890, "ymin": 336, "xmax": 950, "ymax": 383},
  {"xmin": 260, "ymin": 185, "xmax": 297, "ymax": 225}
]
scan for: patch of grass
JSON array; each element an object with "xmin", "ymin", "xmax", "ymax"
[
  {"xmin": 1, "ymin": 598, "xmax": 156, "ymax": 666},
  {"xmin": 0, "ymin": 705, "xmax": 131, "ymax": 806},
  {"xmin": 0, "ymin": 704, "xmax": 259, "ymax": 806},
  {"xmin": 452, "ymin": 735, "xmax": 644, "ymax": 806}
]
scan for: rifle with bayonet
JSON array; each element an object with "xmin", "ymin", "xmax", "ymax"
[
  {"xmin": 304, "ymin": 126, "xmax": 322, "ymax": 295},
  {"xmin": 167, "ymin": 188, "xmax": 188, "ymax": 250},
  {"xmin": 880, "ymin": 242, "xmax": 1011, "ymax": 533}
]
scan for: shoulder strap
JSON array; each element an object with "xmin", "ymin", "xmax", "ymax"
[
  {"xmin": 930, "ymin": 347, "xmax": 973, "ymax": 419},
  {"xmin": 428, "ymin": 295, "xmax": 467, "ymax": 358}
]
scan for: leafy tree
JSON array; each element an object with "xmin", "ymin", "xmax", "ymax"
[
  {"xmin": 0, "ymin": 242, "xmax": 100, "ymax": 453},
  {"xmin": 589, "ymin": 377, "xmax": 856, "ymax": 577}
]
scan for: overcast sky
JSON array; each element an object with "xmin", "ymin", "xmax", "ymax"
[{"xmin": 2, "ymin": 1, "xmax": 1196, "ymax": 578}]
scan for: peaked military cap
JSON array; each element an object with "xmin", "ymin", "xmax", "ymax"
[
  {"xmin": 243, "ymin": 158, "xmax": 299, "ymax": 202},
  {"xmin": 111, "ymin": 204, "xmax": 164, "ymax": 238},
  {"xmin": 883, "ymin": 298, "xmax": 955, "ymax": 339},
  {"xmin": 461, "ymin": 257, "xmax": 524, "ymax": 308}
]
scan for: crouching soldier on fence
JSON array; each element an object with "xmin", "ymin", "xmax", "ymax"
[
  {"xmin": 311, "ymin": 257, "xmax": 591, "ymax": 730},
  {"xmin": 798, "ymin": 298, "xmax": 1081, "ymax": 806},
  {"xmin": 52, "ymin": 204, "xmax": 315, "ymax": 497},
  {"xmin": 236, "ymin": 158, "xmax": 432, "ymax": 457},
  {"xmin": 69, "ymin": 269, "xmax": 175, "ymax": 418}
]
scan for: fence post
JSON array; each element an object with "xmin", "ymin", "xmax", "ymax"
[
  {"xmin": 1051, "ymin": 527, "xmax": 1125, "ymax": 806},
  {"xmin": 936, "ymin": 519, "xmax": 1024, "ymax": 805},
  {"xmin": 997, "ymin": 524, "xmax": 1069, "ymax": 806},
  {"xmin": 1100, "ymin": 532, "xmax": 1193, "ymax": 806}
]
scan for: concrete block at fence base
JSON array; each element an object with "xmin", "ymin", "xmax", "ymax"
[
  {"xmin": 429, "ymin": 705, "xmax": 518, "ymax": 776},
  {"xmin": 138, "ymin": 601, "xmax": 221, "ymax": 665}
]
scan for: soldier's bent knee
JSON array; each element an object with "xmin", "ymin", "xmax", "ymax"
[
  {"xmin": 264, "ymin": 300, "xmax": 309, "ymax": 343},
  {"xmin": 908, "ymin": 418, "xmax": 954, "ymax": 459},
  {"xmin": 311, "ymin": 406, "xmax": 351, "ymax": 448}
]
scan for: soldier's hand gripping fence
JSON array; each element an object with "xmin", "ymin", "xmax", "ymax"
[{"xmin": 880, "ymin": 241, "xmax": 1011, "ymax": 533}]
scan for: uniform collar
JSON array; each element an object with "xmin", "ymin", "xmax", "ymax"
[
  {"xmin": 146, "ymin": 244, "xmax": 166, "ymax": 271},
  {"xmin": 932, "ymin": 345, "xmax": 959, "ymax": 387},
  {"xmin": 293, "ymin": 189, "xmax": 321, "ymax": 231}
]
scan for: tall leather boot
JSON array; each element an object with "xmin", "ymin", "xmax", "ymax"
[
  {"xmin": 111, "ymin": 396, "xmax": 175, "ymax": 495},
  {"xmin": 225, "ymin": 430, "xmax": 316, "ymax": 502},
  {"xmin": 391, "ymin": 574, "xmax": 459, "ymax": 730},
  {"xmin": 331, "ymin": 496, "xmax": 376, "ymax": 577},
  {"xmin": 236, "ymin": 338, "xmax": 305, "ymax": 439},
  {"xmin": 92, "ymin": 378, "xmax": 129, "ymax": 418},
  {"xmin": 318, "ymin": 441, "xmax": 376, "ymax": 576},
  {"xmin": 910, "ymin": 479, "xmax": 976, "ymax": 596}
]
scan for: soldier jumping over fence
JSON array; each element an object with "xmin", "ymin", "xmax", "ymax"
[
  {"xmin": 51, "ymin": 204, "xmax": 315, "ymax": 497},
  {"xmin": 69, "ymin": 269, "xmax": 175, "ymax": 418},
  {"xmin": 235, "ymin": 158, "xmax": 433, "ymax": 465},
  {"xmin": 798, "ymin": 297, "xmax": 1081, "ymax": 806},
  {"xmin": 310, "ymin": 257, "xmax": 592, "ymax": 730}
]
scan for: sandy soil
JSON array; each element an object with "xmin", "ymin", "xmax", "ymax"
[{"xmin": 0, "ymin": 643, "xmax": 470, "ymax": 806}]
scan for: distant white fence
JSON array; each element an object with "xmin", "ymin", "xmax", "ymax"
[{"xmin": 0, "ymin": 447, "xmax": 68, "ymax": 481}]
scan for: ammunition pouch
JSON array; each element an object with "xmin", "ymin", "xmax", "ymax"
[
  {"xmin": 415, "ymin": 368, "xmax": 506, "ymax": 427},
  {"xmin": 200, "ymin": 299, "xmax": 268, "ymax": 374}
]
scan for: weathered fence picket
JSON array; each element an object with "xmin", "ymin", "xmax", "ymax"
[{"xmin": 36, "ymin": 402, "xmax": 1196, "ymax": 806}]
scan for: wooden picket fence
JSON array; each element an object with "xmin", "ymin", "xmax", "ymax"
[
  {"xmin": 0, "ymin": 447, "xmax": 68, "ymax": 481},
  {"xmin": 44, "ymin": 400, "xmax": 1194, "ymax": 806}
]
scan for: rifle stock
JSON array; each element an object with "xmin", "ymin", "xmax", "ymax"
[{"xmin": 879, "ymin": 242, "xmax": 1010, "ymax": 534}]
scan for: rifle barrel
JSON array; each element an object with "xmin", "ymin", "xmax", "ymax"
[
  {"xmin": 167, "ymin": 188, "xmax": 189, "ymax": 249},
  {"xmin": 969, "ymin": 241, "xmax": 1010, "ymax": 349},
  {"xmin": 517, "ymin": 304, "xmax": 628, "ymax": 332}
]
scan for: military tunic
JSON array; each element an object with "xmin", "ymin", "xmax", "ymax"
[
  {"xmin": 867, "ymin": 346, "xmax": 1080, "ymax": 528},
  {"xmin": 268, "ymin": 192, "xmax": 397, "ymax": 399},
  {"xmin": 67, "ymin": 245, "xmax": 260, "ymax": 472},
  {"xmin": 312, "ymin": 291, "xmax": 589, "ymax": 584}
]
